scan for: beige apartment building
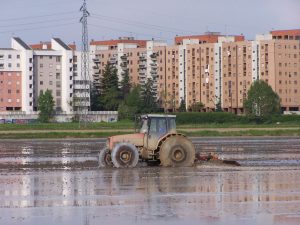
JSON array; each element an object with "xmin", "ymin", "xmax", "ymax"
[
  {"xmin": 30, "ymin": 39, "xmax": 74, "ymax": 113},
  {"xmin": 90, "ymin": 29, "xmax": 300, "ymax": 113}
]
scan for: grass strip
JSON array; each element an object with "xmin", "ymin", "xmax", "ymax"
[
  {"xmin": 0, "ymin": 131, "xmax": 128, "ymax": 139},
  {"xmin": 1, "ymin": 129, "xmax": 300, "ymax": 139},
  {"xmin": 179, "ymin": 129, "xmax": 300, "ymax": 137}
]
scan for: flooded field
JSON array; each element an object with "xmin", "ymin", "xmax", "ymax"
[{"xmin": 0, "ymin": 137, "xmax": 300, "ymax": 225}]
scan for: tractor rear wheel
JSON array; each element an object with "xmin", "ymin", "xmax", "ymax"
[
  {"xmin": 160, "ymin": 135, "xmax": 195, "ymax": 167},
  {"xmin": 111, "ymin": 143, "xmax": 139, "ymax": 168},
  {"xmin": 98, "ymin": 148, "xmax": 113, "ymax": 168}
]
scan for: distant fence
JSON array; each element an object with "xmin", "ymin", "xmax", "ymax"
[{"xmin": 0, "ymin": 111, "xmax": 118, "ymax": 123}]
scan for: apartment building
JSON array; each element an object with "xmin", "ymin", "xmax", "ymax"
[
  {"xmin": 258, "ymin": 39, "xmax": 300, "ymax": 111},
  {"xmin": 0, "ymin": 49, "xmax": 22, "ymax": 111},
  {"xmin": 90, "ymin": 37, "xmax": 167, "ymax": 94},
  {"xmin": 0, "ymin": 38, "xmax": 34, "ymax": 113},
  {"xmin": 88, "ymin": 31, "xmax": 299, "ymax": 113},
  {"xmin": 271, "ymin": 29, "xmax": 300, "ymax": 40},
  {"xmin": 30, "ymin": 38, "xmax": 74, "ymax": 113},
  {"xmin": 1, "ymin": 29, "xmax": 298, "ymax": 115},
  {"xmin": 0, "ymin": 37, "xmax": 89, "ymax": 114}
]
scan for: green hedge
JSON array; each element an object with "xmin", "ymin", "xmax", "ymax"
[
  {"xmin": 174, "ymin": 112, "xmax": 240, "ymax": 124},
  {"xmin": 174, "ymin": 112, "xmax": 300, "ymax": 125}
]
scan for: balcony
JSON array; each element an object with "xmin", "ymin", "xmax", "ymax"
[
  {"xmin": 150, "ymin": 53, "xmax": 158, "ymax": 58},
  {"xmin": 120, "ymin": 55, "xmax": 127, "ymax": 60},
  {"xmin": 139, "ymin": 55, "xmax": 146, "ymax": 61},
  {"xmin": 73, "ymin": 101, "xmax": 91, "ymax": 107},
  {"xmin": 120, "ymin": 62, "xmax": 128, "ymax": 68},
  {"xmin": 74, "ymin": 92, "xmax": 90, "ymax": 98},
  {"xmin": 74, "ymin": 84, "xmax": 90, "ymax": 90},
  {"xmin": 93, "ymin": 58, "xmax": 100, "ymax": 63}
]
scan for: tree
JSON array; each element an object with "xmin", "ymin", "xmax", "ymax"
[
  {"xmin": 140, "ymin": 78, "xmax": 158, "ymax": 113},
  {"xmin": 244, "ymin": 80, "xmax": 281, "ymax": 120},
  {"xmin": 90, "ymin": 86, "xmax": 101, "ymax": 111},
  {"xmin": 101, "ymin": 63, "xmax": 119, "ymax": 95},
  {"xmin": 99, "ymin": 62, "xmax": 120, "ymax": 110},
  {"xmin": 118, "ymin": 85, "xmax": 142, "ymax": 120},
  {"xmin": 38, "ymin": 90, "xmax": 55, "ymax": 123},
  {"xmin": 101, "ymin": 87, "xmax": 120, "ymax": 111},
  {"xmin": 215, "ymin": 98, "xmax": 223, "ymax": 112},
  {"xmin": 178, "ymin": 99, "xmax": 186, "ymax": 112},
  {"xmin": 189, "ymin": 102, "xmax": 204, "ymax": 112},
  {"xmin": 120, "ymin": 70, "xmax": 131, "ymax": 100}
]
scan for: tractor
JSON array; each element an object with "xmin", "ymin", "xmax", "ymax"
[{"xmin": 98, "ymin": 114, "xmax": 195, "ymax": 168}]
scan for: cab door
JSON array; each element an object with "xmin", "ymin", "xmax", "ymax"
[{"xmin": 147, "ymin": 117, "xmax": 167, "ymax": 151}]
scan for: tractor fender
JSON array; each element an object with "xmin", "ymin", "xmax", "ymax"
[{"xmin": 156, "ymin": 133, "xmax": 186, "ymax": 151}]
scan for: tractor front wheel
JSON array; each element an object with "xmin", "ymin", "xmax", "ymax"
[
  {"xmin": 98, "ymin": 148, "xmax": 113, "ymax": 168},
  {"xmin": 111, "ymin": 143, "xmax": 139, "ymax": 168},
  {"xmin": 160, "ymin": 135, "xmax": 195, "ymax": 167}
]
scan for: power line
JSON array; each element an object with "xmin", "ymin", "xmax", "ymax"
[
  {"xmin": 0, "ymin": 22, "xmax": 78, "ymax": 35},
  {"xmin": 88, "ymin": 23, "xmax": 172, "ymax": 42},
  {"xmin": 0, "ymin": 11, "xmax": 78, "ymax": 23},
  {"xmin": 0, "ymin": 17, "xmax": 78, "ymax": 28},
  {"xmin": 90, "ymin": 13, "xmax": 195, "ymax": 34}
]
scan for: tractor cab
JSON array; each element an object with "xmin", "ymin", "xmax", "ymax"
[
  {"xmin": 138, "ymin": 114, "xmax": 177, "ymax": 135},
  {"xmin": 138, "ymin": 114, "xmax": 177, "ymax": 152}
]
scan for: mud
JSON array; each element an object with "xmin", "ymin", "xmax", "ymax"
[{"xmin": 0, "ymin": 137, "xmax": 300, "ymax": 225}]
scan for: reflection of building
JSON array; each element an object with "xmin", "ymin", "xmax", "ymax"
[{"xmin": 2, "ymin": 168, "xmax": 300, "ymax": 224}]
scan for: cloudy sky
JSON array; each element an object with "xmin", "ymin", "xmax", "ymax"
[{"xmin": 0, "ymin": 0, "xmax": 299, "ymax": 47}]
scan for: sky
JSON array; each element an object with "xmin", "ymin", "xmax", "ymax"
[{"xmin": 0, "ymin": 0, "xmax": 299, "ymax": 48}]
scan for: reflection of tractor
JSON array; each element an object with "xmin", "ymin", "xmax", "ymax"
[{"xmin": 99, "ymin": 114, "xmax": 195, "ymax": 168}]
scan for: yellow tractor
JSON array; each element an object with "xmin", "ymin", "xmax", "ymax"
[{"xmin": 99, "ymin": 114, "xmax": 195, "ymax": 168}]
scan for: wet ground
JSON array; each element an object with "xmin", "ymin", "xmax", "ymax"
[{"xmin": 0, "ymin": 137, "xmax": 300, "ymax": 225}]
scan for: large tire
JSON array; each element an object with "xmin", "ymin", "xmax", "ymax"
[
  {"xmin": 111, "ymin": 143, "xmax": 139, "ymax": 168},
  {"xmin": 98, "ymin": 148, "xmax": 113, "ymax": 168},
  {"xmin": 159, "ymin": 135, "xmax": 195, "ymax": 167}
]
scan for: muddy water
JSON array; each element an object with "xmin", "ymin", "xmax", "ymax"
[{"xmin": 0, "ymin": 137, "xmax": 300, "ymax": 225}]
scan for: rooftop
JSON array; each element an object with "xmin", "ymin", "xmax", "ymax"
[{"xmin": 13, "ymin": 37, "xmax": 31, "ymax": 50}]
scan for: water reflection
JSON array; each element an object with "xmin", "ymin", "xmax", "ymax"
[{"xmin": 0, "ymin": 168, "xmax": 300, "ymax": 225}]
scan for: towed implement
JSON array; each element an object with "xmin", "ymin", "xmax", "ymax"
[{"xmin": 99, "ymin": 114, "xmax": 195, "ymax": 168}]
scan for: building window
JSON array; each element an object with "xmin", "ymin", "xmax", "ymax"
[
  {"xmin": 40, "ymin": 64, "xmax": 43, "ymax": 68},
  {"xmin": 17, "ymin": 55, "xmax": 20, "ymax": 59},
  {"xmin": 40, "ymin": 81, "xmax": 43, "ymax": 85},
  {"xmin": 8, "ymin": 89, "xmax": 12, "ymax": 94},
  {"xmin": 8, "ymin": 54, "xmax": 12, "ymax": 59}
]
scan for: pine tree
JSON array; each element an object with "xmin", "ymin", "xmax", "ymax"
[
  {"xmin": 118, "ymin": 85, "xmax": 142, "ymax": 120},
  {"xmin": 140, "ymin": 78, "xmax": 158, "ymax": 113},
  {"xmin": 99, "ymin": 62, "xmax": 120, "ymax": 110},
  {"xmin": 215, "ymin": 98, "xmax": 223, "ymax": 112},
  {"xmin": 101, "ymin": 63, "xmax": 119, "ymax": 95},
  {"xmin": 120, "ymin": 70, "xmax": 131, "ymax": 100},
  {"xmin": 178, "ymin": 99, "xmax": 186, "ymax": 112},
  {"xmin": 90, "ymin": 86, "xmax": 101, "ymax": 111}
]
